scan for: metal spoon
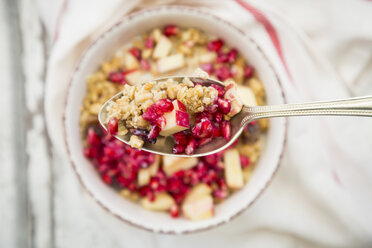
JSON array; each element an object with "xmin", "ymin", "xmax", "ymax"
[{"xmin": 99, "ymin": 76, "xmax": 372, "ymax": 157}]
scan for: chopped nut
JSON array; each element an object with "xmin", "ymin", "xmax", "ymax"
[{"xmin": 129, "ymin": 135, "xmax": 144, "ymax": 149}]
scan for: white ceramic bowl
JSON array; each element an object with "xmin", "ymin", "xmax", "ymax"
[{"xmin": 64, "ymin": 6, "xmax": 287, "ymax": 234}]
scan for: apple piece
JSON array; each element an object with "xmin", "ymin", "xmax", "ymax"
[
  {"xmin": 183, "ymin": 183, "xmax": 212, "ymax": 203},
  {"xmin": 159, "ymin": 101, "xmax": 189, "ymax": 136},
  {"xmin": 182, "ymin": 194, "xmax": 214, "ymax": 221},
  {"xmin": 137, "ymin": 154, "xmax": 160, "ymax": 186},
  {"xmin": 141, "ymin": 193, "xmax": 175, "ymax": 211},
  {"xmin": 162, "ymin": 156, "xmax": 198, "ymax": 176},
  {"xmin": 125, "ymin": 70, "xmax": 143, "ymax": 85},
  {"xmin": 224, "ymin": 83, "xmax": 243, "ymax": 118},
  {"xmin": 148, "ymin": 154, "xmax": 160, "ymax": 176},
  {"xmin": 123, "ymin": 52, "xmax": 139, "ymax": 70},
  {"xmin": 157, "ymin": 53, "xmax": 185, "ymax": 73},
  {"xmin": 223, "ymin": 149, "xmax": 244, "ymax": 189},
  {"xmin": 153, "ymin": 35, "xmax": 172, "ymax": 59},
  {"xmin": 237, "ymin": 85, "xmax": 257, "ymax": 106},
  {"xmin": 199, "ymin": 52, "xmax": 217, "ymax": 63}
]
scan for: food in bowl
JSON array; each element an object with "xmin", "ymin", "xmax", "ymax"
[
  {"xmin": 80, "ymin": 25, "xmax": 268, "ymax": 220},
  {"xmin": 104, "ymin": 75, "xmax": 243, "ymax": 154}
]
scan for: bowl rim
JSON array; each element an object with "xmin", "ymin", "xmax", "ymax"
[{"xmin": 63, "ymin": 5, "xmax": 288, "ymax": 234}]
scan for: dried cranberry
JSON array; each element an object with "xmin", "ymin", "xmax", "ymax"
[
  {"xmin": 107, "ymin": 118, "xmax": 118, "ymax": 135},
  {"xmin": 217, "ymin": 98, "xmax": 231, "ymax": 114},
  {"xmin": 244, "ymin": 65, "xmax": 254, "ymax": 79},
  {"xmin": 221, "ymin": 120, "xmax": 232, "ymax": 140},
  {"xmin": 163, "ymin": 25, "xmax": 179, "ymax": 36},
  {"xmin": 215, "ymin": 65, "xmax": 231, "ymax": 81},
  {"xmin": 130, "ymin": 128, "xmax": 149, "ymax": 139},
  {"xmin": 129, "ymin": 47, "xmax": 141, "ymax": 60},
  {"xmin": 207, "ymin": 39, "xmax": 223, "ymax": 52},
  {"xmin": 200, "ymin": 63, "xmax": 214, "ymax": 74}
]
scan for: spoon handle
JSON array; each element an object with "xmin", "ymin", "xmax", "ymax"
[{"xmin": 243, "ymin": 95, "xmax": 372, "ymax": 125}]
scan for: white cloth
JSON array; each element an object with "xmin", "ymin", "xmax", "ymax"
[{"xmin": 40, "ymin": 0, "xmax": 372, "ymax": 247}]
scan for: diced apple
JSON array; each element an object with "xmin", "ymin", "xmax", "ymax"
[
  {"xmin": 159, "ymin": 100, "xmax": 189, "ymax": 136},
  {"xmin": 123, "ymin": 52, "xmax": 139, "ymax": 70},
  {"xmin": 237, "ymin": 85, "xmax": 257, "ymax": 106},
  {"xmin": 141, "ymin": 193, "xmax": 175, "ymax": 211},
  {"xmin": 153, "ymin": 35, "xmax": 172, "ymax": 59},
  {"xmin": 162, "ymin": 156, "xmax": 198, "ymax": 176},
  {"xmin": 157, "ymin": 53, "xmax": 185, "ymax": 73},
  {"xmin": 199, "ymin": 52, "xmax": 217, "ymax": 63},
  {"xmin": 125, "ymin": 70, "xmax": 143, "ymax": 85},
  {"xmin": 223, "ymin": 149, "xmax": 244, "ymax": 189},
  {"xmin": 137, "ymin": 154, "xmax": 160, "ymax": 186},
  {"xmin": 224, "ymin": 83, "xmax": 243, "ymax": 118},
  {"xmin": 148, "ymin": 154, "xmax": 160, "ymax": 176},
  {"xmin": 182, "ymin": 195, "xmax": 214, "ymax": 221},
  {"xmin": 184, "ymin": 183, "xmax": 212, "ymax": 203},
  {"xmin": 173, "ymin": 99, "xmax": 187, "ymax": 112}
]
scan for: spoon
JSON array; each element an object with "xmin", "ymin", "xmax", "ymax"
[{"xmin": 99, "ymin": 76, "xmax": 372, "ymax": 157}]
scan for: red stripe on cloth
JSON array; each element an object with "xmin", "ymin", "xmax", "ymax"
[{"xmin": 234, "ymin": 0, "xmax": 293, "ymax": 82}]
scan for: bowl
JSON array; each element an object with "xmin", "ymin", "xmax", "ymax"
[{"xmin": 64, "ymin": 6, "xmax": 287, "ymax": 234}]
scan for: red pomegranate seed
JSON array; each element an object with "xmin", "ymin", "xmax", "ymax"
[
  {"xmin": 244, "ymin": 65, "xmax": 254, "ymax": 79},
  {"xmin": 172, "ymin": 144, "xmax": 186, "ymax": 154},
  {"xmin": 142, "ymin": 107, "xmax": 159, "ymax": 123},
  {"xmin": 217, "ymin": 98, "xmax": 231, "ymax": 114},
  {"xmin": 140, "ymin": 59, "xmax": 150, "ymax": 70},
  {"xmin": 145, "ymin": 36, "xmax": 154, "ymax": 49},
  {"xmin": 214, "ymin": 189, "xmax": 228, "ymax": 199},
  {"xmin": 175, "ymin": 111, "xmax": 189, "ymax": 128},
  {"xmin": 213, "ymin": 123, "xmax": 221, "ymax": 137},
  {"xmin": 214, "ymin": 112, "xmax": 223, "ymax": 123},
  {"xmin": 207, "ymin": 39, "xmax": 223, "ymax": 52},
  {"xmin": 176, "ymin": 100, "xmax": 187, "ymax": 112},
  {"xmin": 198, "ymin": 137, "xmax": 212, "ymax": 147},
  {"xmin": 191, "ymin": 122, "xmax": 203, "ymax": 138},
  {"xmin": 102, "ymin": 173, "xmax": 112, "ymax": 185},
  {"xmin": 148, "ymin": 125, "xmax": 160, "ymax": 140},
  {"xmin": 215, "ymin": 65, "xmax": 231, "ymax": 81},
  {"xmin": 200, "ymin": 63, "xmax": 214, "ymax": 74},
  {"xmin": 155, "ymin": 99, "xmax": 174, "ymax": 113},
  {"xmin": 107, "ymin": 118, "xmax": 118, "ymax": 135},
  {"xmin": 200, "ymin": 119, "xmax": 214, "ymax": 138},
  {"xmin": 87, "ymin": 128, "xmax": 101, "ymax": 146},
  {"xmin": 163, "ymin": 25, "xmax": 179, "ymax": 36},
  {"xmin": 216, "ymin": 52, "xmax": 229, "ymax": 63},
  {"xmin": 185, "ymin": 138, "xmax": 197, "ymax": 155},
  {"xmin": 83, "ymin": 147, "xmax": 99, "ymax": 158},
  {"xmin": 228, "ymin": 48, "xmax": 237, "ymax": 63},
  {"xmin": 174, "ymin": 132, "xmax": 188, "ymax": 146},
  {"xmin": 129, "ymin": 47, "xmax": 141, "ymax": 60},
  {"xmin": 206, "ymin": 104, "xmax": 218, "ymax": 114},
  {"xmin": 211, "ymin": 84, "xmax": 225, "ymax": 98},
  {"xmin": 240, "ymin": 155, "xmax": 251, "ymax": 168},
  {"xmin": 221, "ymin": 120, "xmax": 232, "ymax": 140},
  {"xmin": 170, "ymin": 204, "xmax": 179, "ymax": 218},
  {"xmin": 108, "ymin": 72, "xmax": 124, "ymax": 84}
]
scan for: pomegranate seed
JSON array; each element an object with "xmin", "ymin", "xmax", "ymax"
[
  {"xmin": 191, "ymin": 122, "xmax": 203, "ymax": 138},
  {"xmin": 213, "ymin": 124, "xmax": 221, "ymax": 137},
  {"xmin": 200, "ymin": 119, "xmax": 214, "ymax": 138},
  {"xmin": 163, "ymin": 25, "xmax": 179, "ymax": 36},
  {"xmin": 129, "ymin": 47, "xmax": 141, "ymax": 60},
  {"xmin": 207, "ymin": 39, "xmax": 223, "ymax": 52},
  {"xmin": 140, "ymin": 59, "xmax": 150, "ymax": 70},
  {"xmin": 172, "ymin": 144, "xmax": 186, "ymax": 154},
  {"xmin": 214, "ymin": 112, "xmax": 223, "ymax": 123},
  {"xmin": 107, "ymin": 118, "xmax": 118, "ymax": 135},
  {"xmin": 142, "ymin": 107, "xmax": 159, "ymax": 123},
  {"xmin": 206, "ymin": 104, "xmax": 218, "ymax": 114},
  {"xmin": 148, "ymin": 125, "xmax": 160, "ymax": 140},
  {"xmin": 147, "ymin": 191, "xmax": 155, "ymax": 202},
  {"xmin": 217, "ymin": 98, "xmax": 231, "ymax": 114},
  {"xmin": 215, "ymin": 65, "xmax": 231, "ymax": 81},
  {"xmin": 221, "ymin": 120, "xmax": 232, "ymax": 140},
  {"xmin": 198, "ymin": 137, "xmax": 212, "ymax": 147},
  {"xmin": 174, "ymin": 132, "xmax": 188, "ymax": 146},
  {"xmin": 87, "ymin": 128, "xmax": 101, "ymax": 146},
  {"xmin": 108, "ymin": 72, "xmax": 124, "ymax": 84},
  {"xmin": 170, "ymin": 204, "xmax": 179, "ymax": 218},
  {"xmin": 145, "ymin": 36, "xmax": 154, "ymax": 49},
  {"xmin": 240, "ymin": 155, "xmax": 251, "ymax": 168},
  {"xmin": 200, "ymin": 63, "xmax": 214, "ymax": 74},
  {"xmin": 214, "ymin": 189, "xmax": 228, "ymax": 199},
  {"xmin": 155, "ymin": 99, "xmax": 174, "ymax": 113},
  {"xmin": 83, "ymin": 147, "xmax": 99, "ymax": 158},
  {"xmin": 211, "ymin": 84, "xmax": 225, "ymax": 98},
  {"xmin": 102, "ymin": 173, "xmax": 112, "ymax": 185},
  {"xmin": 185, "ymin": 138, "xmax": 197, "ymax": 155},
  {"xmin": 175, "ymin": 111, "xmax": 189, "ymax": 128},
  {"xmin": 244, "ymin": 65, "xmax": 254, "ymax": 79},
  {"xmin": 216, "ymin": 52, "xmax": 229, "ymax": 63},
  {"xmin": 227, "ymin": 49, "xmax": 237, "ymax": 63}
]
